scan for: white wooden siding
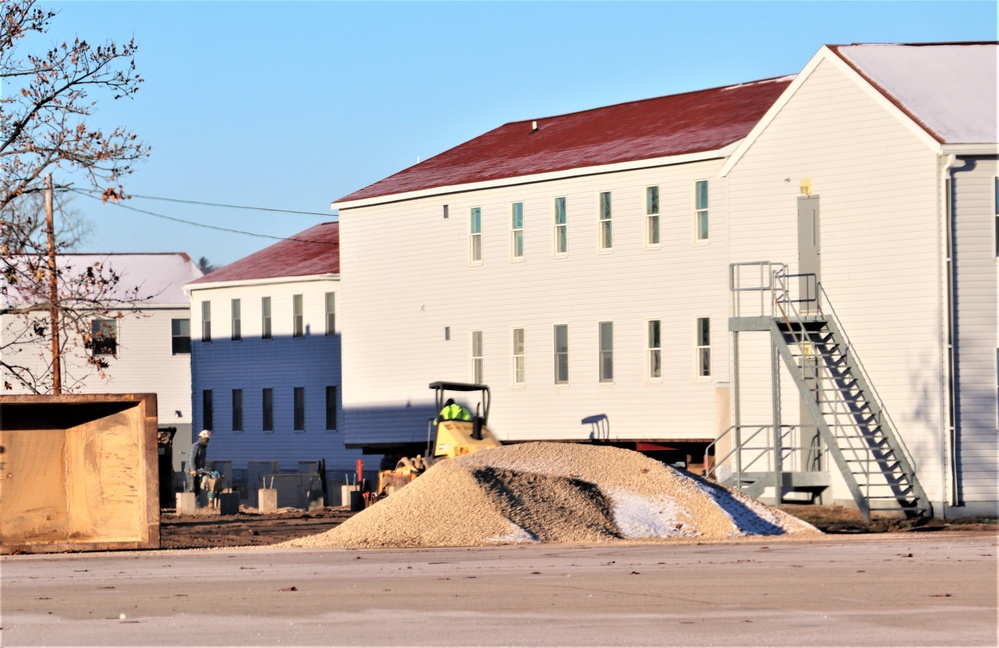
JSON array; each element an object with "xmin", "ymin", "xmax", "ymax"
[
  {"xmin": 952, "ymin": 157, "xmax": 998, "ymax": 503},
  {"xmin": 726, "ymin": 57, "xmax": 997, "ymax": 510},
  {"xmin": 341, "ymin": 160, "xmax": 734, "ymax": 448},
  {"xmin": 189, "ymin": 279, "xmax": 362, "ymax": 473}
]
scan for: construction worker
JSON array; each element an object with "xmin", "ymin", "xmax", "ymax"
[
  {"xmin": 187, "ymin": 429, "xmax": 211, "ymax": 497},
  {"xmin": 435, "ymin": 398, "xmax": 472, "ymax": 424}
]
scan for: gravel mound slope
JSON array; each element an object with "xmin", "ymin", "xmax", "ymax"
[{"xmin": 284, "ymin": 442, "xmax": 820, "ymax": 549}]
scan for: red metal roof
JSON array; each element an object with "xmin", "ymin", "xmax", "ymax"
[
  {"xmin": 338, "ymin": 76, "xmax": 794, "ymax": 203},
  {"xmin": 190, "ymin": 222, "xmax": 339, "ymax": 284}
]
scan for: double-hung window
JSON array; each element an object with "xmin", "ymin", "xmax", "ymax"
[
  {"xmin": 696, "ymin": 317, "xmax": 711, "ymax": 378},
  {"xmin": 261, "ymin": 297, "xmax": 272, "ymax": 340},
  {"xmin": 511, "ymin": 202, "xmax": 524, "ymax": 259},
  {"xmin": 326, "ymin": 386, "xmax": 338, "ymax": 430},
  {"xmin": 201, "ymin": 301, "xmax": 212, "ymax": 343},
  {"xmin": 325, "ymin": 292, "xmax": 335, "ymax": 336},
  {"xmin": 470, "ymin": 207, "xmax": 482, "ymax": 263},
  {"xmin": 171, "ymin": 318, "xmax": 191, "ymax": 355},
  {"xmin": 471, "ymin": 330, "xmax": 484, "ymax": 383},
  {"xmin": 648, "ymin": 320, "xmax": 662, "ymax": 380},
  {"xmin": 262, "ymin": 388, "xmax": 274, "ymax": 432},
  {"xmin": 231, "ymin": 389, "xmax": 243, "ymax": 432},
  {"xmin": 231, "ymin": 298, "xmax": 241, "ymax": 341},
  {"xmin": 554, "ymin": 197, "xmax": 567, "ymax": 255},
  {"xmin": 646, "ymin": 186, "xmax": 660, "ymax": 247},
  {"xmin": 203, "ymin": 390, "xmax": 214, "ymax": 432},
  {"xmin": 695, "ymin": 180, "xmax": 709, "ymax": 242},
  {"xmin": 512, "ymin": 328, "xmax": 525, "ymax": 385},
  {"xmin": 294, "ymin": 387, "xmax": 305, "ymax": 431},
  {"xmin": 599, "ymin": 191, "xmax": 612, "ymax": 250},
  {"xmin": 554, "ymin": 324, "xmax": 569, "ymax": 385},
  {"xmin": 598, "ymin": 321, "xmax": 614, "ymax": 383},
  {"xmin": 292, "ymin": 294, "xmax": 304, "ymax": 338},
  {"xmin": 91, "ymin": 319, "xmax": 118, "ymax": 356}
]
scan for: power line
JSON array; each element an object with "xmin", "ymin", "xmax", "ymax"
[
  {"xmin": 69, "ymin": 187, "xmax": 336, "ymax": 217},
  {"xmin": 128, "ymin": 193, "xmax": 336, "ymax": 217},
  {"xmin": 69, "ymin": 188, "xmax": 338, "ymax": 245}
]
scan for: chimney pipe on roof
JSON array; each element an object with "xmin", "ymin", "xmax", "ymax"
[{"xmin": 531, "ymin": 120, "xmax": 538, "ymax": 133}]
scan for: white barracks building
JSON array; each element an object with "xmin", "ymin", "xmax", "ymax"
[{"xmin": 333, "ymin": 43, "xmax": 997, "ymax": 520}]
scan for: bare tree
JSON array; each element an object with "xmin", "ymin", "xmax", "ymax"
[{"xmin": 1, "ymin": 0, "xmax": 151, "ymax": 393}]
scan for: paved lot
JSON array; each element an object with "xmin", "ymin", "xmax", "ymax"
[{"xmin": 2, "ymin": 532, "xmax": 996, "ymax": 647}]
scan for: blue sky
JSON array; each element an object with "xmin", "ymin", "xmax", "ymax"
[{"xmin": 40, "ymin": 1, "xmax": 998, "ymax": 266}]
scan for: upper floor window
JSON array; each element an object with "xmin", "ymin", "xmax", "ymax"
[
  {"xmin": 171, "ymin": 318, "xmax": 191, "ymax": 355},
  {"xmin": 646, "ymin": 186, "xmax": 660, "ymax": 247},
  {"xmin": 470, "ymin": 207, "xmax": 482, "ymax": 263},
  {"xmin": 91, "ymin": 319, "xmax": 117, "ymax": 356},
  {"xmin": 598, "ymin": 321, "xmax": 614, "ymax": 383},
  {"xmin": 261, "ymin": 296, "xmax": 272, "ymax": 340},
  {"xmin": 511, "ymin": 202, "xmax": 524, "ymax": 259},
  {"xmin": 554, "ymin": 324, "xmax": 569, "ymax": 385},
  {"xmin": 695, "ymin": 180, "xmax": 709, "ymax": 242},
  {"xmin": 648, "ymin": 320, "xmax": 662, "ymax": 380},
  {"xmin": 599, "ymin": 191, "xmax": 612, "ymax": 250},
  {"xmin": 471, "ymin": 330, "xmax": 484, "ymax": 384},
  {"xmin": 201, "ymin": 301, "xmax": 212, "ymax": 343},
  {"xmin": 292, "ymin": 294, "xmax": 304, "ymax": 338},
  {"xmin": 554, "ymin": 196, "xmax": 567, "ymax": 256},
  {"xmin": 512, "ymin": 327, "xmax": 525, "ymax": 385},
  {"xmin": 325, "ymin": 292, "xmax": 336, "ymax": 336},
  {"xmin": 696, "ymin": 317, "xmax": 711, "ymax": 378},
  {"xmin": 230, "ymin": 298, "xmax": 241, "ymax": 341}
]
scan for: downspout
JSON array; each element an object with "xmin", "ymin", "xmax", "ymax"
[{"xmin": 942, "ymin": 154, "xmax": 975, "ymax": 510}]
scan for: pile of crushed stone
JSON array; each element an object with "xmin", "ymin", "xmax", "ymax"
[{"xmin": 283, "ymin": 442, "xmax": 820, "ymax": 549}]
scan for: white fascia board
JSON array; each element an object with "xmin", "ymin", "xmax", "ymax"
[
  {"xmin": 939, "ymin": 144, "xmax": 998, "ymax": 156},
  {"xmin": 721, "ymin": 45, "xmax": 941, "ymax": 177},
  {"xmin": 184, "ymin": 273, "xmax": 340, "ymax": 296},
  {"xmin": 332, "ymin": 148, "xmax": 734, "ymax": 211}
]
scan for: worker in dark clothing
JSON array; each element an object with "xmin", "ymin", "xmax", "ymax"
[
  {"xmin": 435, "ymin": 398, "xmax": 472, "ymax": 424},
  {"xmin": 187, "ymin": 429, "xmax": 211, "ymax": 497}
]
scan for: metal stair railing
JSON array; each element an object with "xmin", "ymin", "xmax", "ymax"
[
  {"xmin": 769, "ymin": 268, "xmax": 931, "ymax": 520},
  {"xmin": 705, "ymin": 424, "xmax": 823, "ymax": 495}
]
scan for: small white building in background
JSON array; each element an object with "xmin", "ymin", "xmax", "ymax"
[
  {"xmin": 186, "ymin": 222, "xmax": 364, "ymax": 480},
  {"xmin": 332, "ymin": 42, "xmax": 997, "ymax": 518},
  {"xmin": 0, "ymin": 252, "xmax": 202, "ymax": 466}
]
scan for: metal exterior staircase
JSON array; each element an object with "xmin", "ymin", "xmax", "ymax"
[{"xmin": 720, "ymin": 262, "xmax": 932, "ymax": 521}]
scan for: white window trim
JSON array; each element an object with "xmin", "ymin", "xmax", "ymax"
[
  {"xmin": 598, "ymin": 321, "xmax": 614, "ymax": 384},
  {"xmin": 598, "ymin": 190, "xmax": 613, "ymax": 252},
  {"xmin": 554, "ymin": 324, "xmax": 570, "ymax": 386},
  {"xmin": 645, "ymin": 185, "xmax": 661, "ymax": 249},
  {"xmin": 470, "ymin": 206, "xmax": 483, "ymax": 265},
  {"xmin": 647, "ymin": 319, "xmax": 663, "ymax": 382},
  {"xmin": 512, "ymin": 327, "xmax": 526, "ymax": 386},
  {"xmin": 471, "ymin": 330, "xmax": 484, "ymax": 384},
  {"xmin": 694, "ymin": 179, "xmax": 709, "ymax": 245},
  {"xmin": 695, "ymin": 317, "xmax": 711, "ymax": 380},
  {"xmin": 511, "ymin": 202, "xmax": 525, "ymax": 261},
  {"xmin": 553, "ymin": 196, "xmax": 567, "ymax": 257}
]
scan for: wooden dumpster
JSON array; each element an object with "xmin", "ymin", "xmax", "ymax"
[{"xmin": 0, "ymin": 394, "xmax": 160, "ymax": 553}]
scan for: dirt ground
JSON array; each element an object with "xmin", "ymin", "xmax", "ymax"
[{"xmin": 159, "ymin": 503, "xmax": 997, "ymax": 550}]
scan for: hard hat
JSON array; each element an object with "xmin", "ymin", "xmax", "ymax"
[{"xmin": 199, "ymin": 429, "xmax": 212, "ymax": 439}]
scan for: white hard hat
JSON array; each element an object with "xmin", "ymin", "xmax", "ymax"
[{"xmin": 199, "ymin": 429, "xmax": 211, "ymax": 439}]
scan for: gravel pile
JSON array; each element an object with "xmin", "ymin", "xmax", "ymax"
[{"xmin": 283, "ymin": 442, "xmax": 820, "ymax": 549}]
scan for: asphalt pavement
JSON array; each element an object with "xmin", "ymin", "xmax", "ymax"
[{"xmin": 1, "ymin": 532, "xmax": 996, "ymax": 647}]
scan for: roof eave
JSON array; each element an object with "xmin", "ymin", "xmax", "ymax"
[
  {"xmin": 185, "ymin": 273, "xmax": 341, "ymax": 294},
  {"xmin": 333, "ymin": 145, "xmax": 739, "ymax": 211}
]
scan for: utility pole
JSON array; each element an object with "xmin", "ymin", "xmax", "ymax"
[{"xmin": 45, "ymin": 173, "xmax": 61, "ymax": 394}]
